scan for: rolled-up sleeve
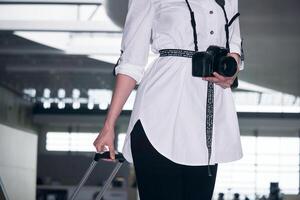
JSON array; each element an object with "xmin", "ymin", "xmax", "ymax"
[
  {"xmin": 229, "ymin": 0, "xmax": 245, "ymax": 70},
  {"xmin": 113, "ymin": 0, "xmax": 155, "ymax": 85}
]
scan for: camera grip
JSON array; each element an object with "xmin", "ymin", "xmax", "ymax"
[{"xmin": 231, "ymin": 77, "xmax": 238, "ymax": 89}]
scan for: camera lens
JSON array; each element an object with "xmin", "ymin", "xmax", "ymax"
[{"xmin": 218, "ymin": 57, "xmax": 237, "ymax": 77}]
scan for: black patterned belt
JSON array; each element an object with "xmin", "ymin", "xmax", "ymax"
[
  {"xmin": 159, "ymin": 48, "xmax": 215, "ymax": 176},
  {"xmin": 159, "ymin": 48, "xmax": 196, "ymax": 58}
]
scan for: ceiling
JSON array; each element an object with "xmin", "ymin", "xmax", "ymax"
[
  {"xmin": 0, "ymin": 32, "xmax": 116, "ymax": 97},
  {"xmin": 105, "ymin": 0, "xmax": 300, "ymax": 96},
  {"xmin": 0, "ymin": 0, "xmax": 299, "ymax": 98}
]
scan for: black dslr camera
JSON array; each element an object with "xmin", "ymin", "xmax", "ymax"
[{"xmin": 192, "ymin": 45, "xmax": 237, "ymax": 77}]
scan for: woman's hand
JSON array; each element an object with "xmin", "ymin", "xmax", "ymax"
[
  {"xmin": 93, "ymin": 122, "xmax": 116, "ymax": 161},
  {"xmin": 92, "ymin": 73, "xmax": 138, "ymax": 162},
  {"xmin": 202, "ymin": 53, "xmax": 240, "ymax": 89}
]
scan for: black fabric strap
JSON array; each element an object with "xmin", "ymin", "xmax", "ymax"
[
  {"xmin": 184, "ymin": 0, "xmax": 198, "ymax": 52},
  {"xmin": 216, "ymin": 2, "xmax": 240, "ymax": 88},
  {"xmin": 112, "ymin": 49, "xmax": 124, "ymax": 76},
  {"xmin": 228, "ymin": 12, "xmax": 240, "ymax": 27},
  {"xmin": 216, "ymin": 1, "xmax": 240, "ymax": 50},
  {"xmin": 240, "ymin": 38, "xmax": 245, "ymax": 62}
]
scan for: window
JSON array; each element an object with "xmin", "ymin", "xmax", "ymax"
[
  {"xmin": 213, "ymin": 136, "xmax": 300, "ymax": 200},
  {"xmin": 46, "ymin": 132, "xmax": 126, "ymax": 152}
]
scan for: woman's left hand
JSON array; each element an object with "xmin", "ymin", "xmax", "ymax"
[{"xmin": 202, "ymin": 53, "xmax": 240, "ymax": 89}]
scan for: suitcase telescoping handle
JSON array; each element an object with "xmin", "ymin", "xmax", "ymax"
[
  {"xmin": 94, "ymin": 151, "xmax": 125, "ymax": 162},
  {"xmin": 68, "ymin": 151, "xmax": 125, "ymax": 200}
]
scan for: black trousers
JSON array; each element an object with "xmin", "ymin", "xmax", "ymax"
[{"xmin": 130, "ymin": 119, "xmax": 218, "ymax": 200}]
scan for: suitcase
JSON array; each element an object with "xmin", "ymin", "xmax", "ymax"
[{"xmin": 68, "ymin": 151, "xmax": 126, "ymax": 200}]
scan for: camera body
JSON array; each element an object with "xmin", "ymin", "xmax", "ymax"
[{"xmin": 192, "ymin": 45, "xmax": 237, "ymax": 77}]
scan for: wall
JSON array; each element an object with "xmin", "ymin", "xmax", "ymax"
[
  {"xmin": 0, "ymin": 86, "xmax": 37, "ymax": 131},
  {"xmin": 0, "ymin": 123, "xmax": 38, "ymax": 200}
]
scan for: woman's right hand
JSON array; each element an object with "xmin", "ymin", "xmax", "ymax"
[
  {"xmin": 93, "ymin": 122, "xmax": 116, "ymax": 161},
  {"xmin": 92, "ymin": 73, "xmax": 137, "ymax": 161}
]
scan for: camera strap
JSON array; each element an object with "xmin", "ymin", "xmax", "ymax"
[
  {"xmin": 215, "ymin": 0, "xmax": 241, "ymax": 88},
  {"xmin": 112, "ymin": 49, "xmax": 124, "ymax": 76},
  {"xmin": 215, "ymin": 0, "xmax": 240, "ymax": 51},
  {"xmin": 185, "ymin": 0, "xmax": 198, "ymax": 52},
  {"xmin": 184, "ymin": 0, "xmax": 214, "ymax": 176}
]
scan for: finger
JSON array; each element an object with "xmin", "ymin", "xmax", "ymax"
[
  {"xmin": 218, "ymin": 75, "xmax": 232, "ymax": 81},
  {"xmin": 225, "ymin": 77, "xmax": 234, "ymax": 81},
  {"xmin": 96, "ymin": 145, "xmax": 102, "ymax": 153},
  {"xmin": 93, "ymin": 139, "xmax": 99, "ymax": 150},
  {"xmin": 213, "ymin": 71, "xmax": 235, "ymax": 79},
  {"xmin": 213, "ymin": 72, "xmax": 226, "ymax": 81},
  {"xmin": 96, "ymin": 143, "xmax": 104, "ymax": 153},
  {"xmin": 93, "ymin": 137, "xmax": 100, "ymax": 147},
  {"xmin": 93, "ymin": 134, "xmax": 102, "ymax": 146},
  {"xmin": 224, "ymin": 84, "xmax": 231, "ymax": 88},
  {"xmin": 109, "ymin": 145, "xmax": 116, "ymax": 160},
  {"xmin": 203, "ymin": 76, "xmax": 221, "ymax": 83},
  {"xmin": 225, "ymin": 80, "xmax": 233, "ymax": 86}
]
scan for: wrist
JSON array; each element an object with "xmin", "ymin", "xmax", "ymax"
[{"xmin": 104, "ymin": 117, "xmax": 116, "ymax": 130}]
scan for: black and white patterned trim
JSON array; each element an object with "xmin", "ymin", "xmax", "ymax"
[
  {"xmin": 159, "ymin": 48, "xmax": 214, "ymax": 176},
  {"xmin": 206, "ymin": 81, "xmax": 214, "ymax": 176},
  {"xmin": 159, "ymin": 49, "xmax": 196, "ymax": 58}
]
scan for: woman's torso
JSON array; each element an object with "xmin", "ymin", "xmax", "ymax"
[{"xmin": 121, "ymin": 0, "xmax": 243, "ymax": 166}]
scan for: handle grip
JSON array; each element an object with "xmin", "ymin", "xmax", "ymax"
[
  {"xmin": 93, "ymin": 151, "xmax": 125, "ymax": 163},
  {"xmin": 231, "ymin": 77, "xmax": 239, "ymax": 89}
]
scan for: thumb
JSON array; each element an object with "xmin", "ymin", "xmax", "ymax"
[{"xmin": 109, "ymin": 145, "xmax": 115, "ymax": 160}]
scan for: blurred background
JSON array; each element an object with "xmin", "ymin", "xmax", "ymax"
[{"xmin": 0, "ymin": 0, "xmax": 299, "ymax": 200}]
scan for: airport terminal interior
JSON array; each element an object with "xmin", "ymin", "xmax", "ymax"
[{"xmin": 0, "ymin": 0, "xmax": 299, "ymax": 200}]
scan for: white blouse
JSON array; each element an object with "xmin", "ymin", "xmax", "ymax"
[{"xmin": 114, "ymin": 0, "xmax": 244, "ymax": 166}]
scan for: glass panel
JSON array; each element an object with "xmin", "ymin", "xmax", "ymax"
[
  {"xmin": 45, "ymin": 133, "xmax": 299, "ymax": 198},
  {"xmin": 213, "ymin": 135, "xmax": 300, "ymax": 200},
  {"xmin": 257, "ymin": 137, "xmax": 280, "ymax": 154}
]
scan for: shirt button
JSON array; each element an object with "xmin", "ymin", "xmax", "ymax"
[
  {"xmin": 209, "ymin": 10, "xmax": 214, "ymax": 14},
  {"xmin": 210, "ymin": 30, "xmax": 214, "ymax": 35}
]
